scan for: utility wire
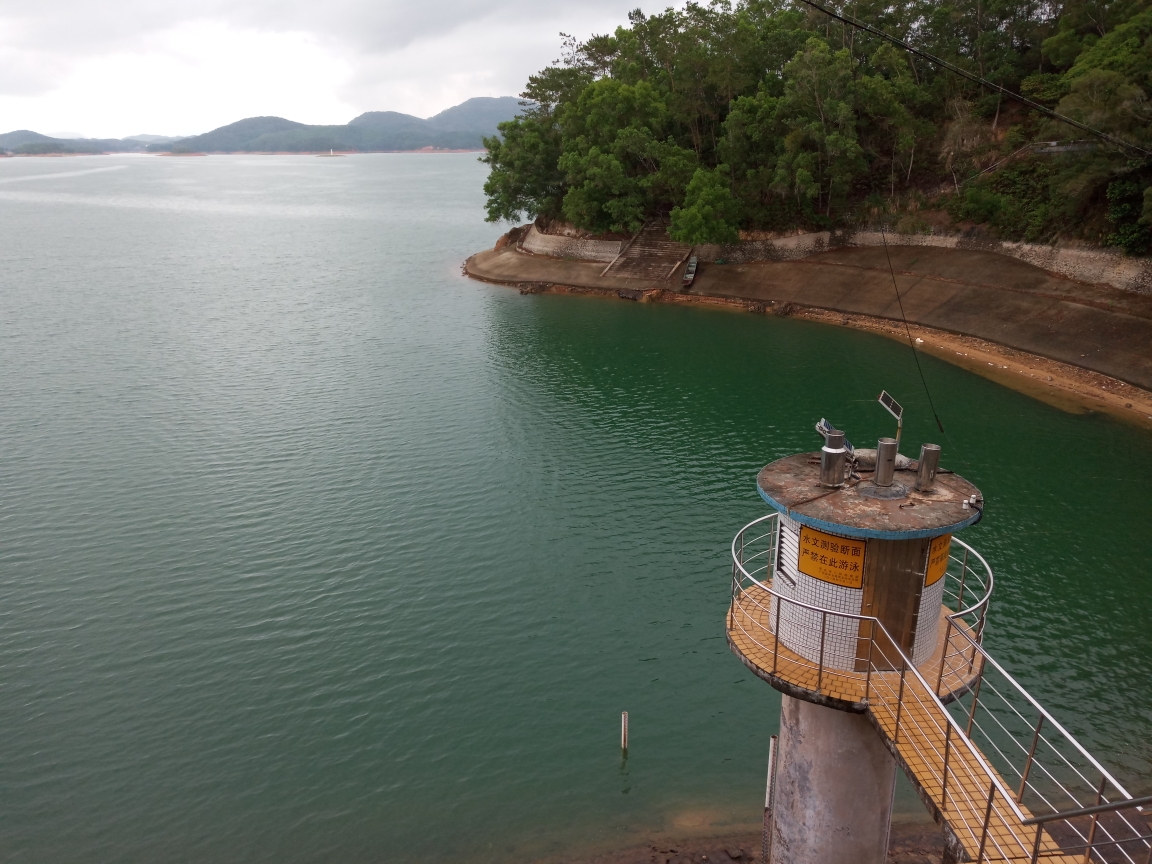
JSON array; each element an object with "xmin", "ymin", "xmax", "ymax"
[
  {"xmin": 791, "ymin": 0, "xmax": 1152, "ymax": 159},
  {"xmin": 878, "ymin": 229, "xmax": 971, "ymax": 471},
  {"xmin": 878, "ymin": 228, "xmax": 945, "ymax": 433}
]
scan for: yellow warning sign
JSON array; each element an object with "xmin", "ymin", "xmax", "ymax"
[
  {"xmin": 926, "ymin": 534, "xmax": 952, "ymax": 586},
  {"xmin": 798, "ymin": 526, "xmax": 866, "ymax": 589}
]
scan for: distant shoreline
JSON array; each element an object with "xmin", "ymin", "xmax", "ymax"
[
  {"xmin": 2, "ymin": 149, "xmax": 486, "ymax": 157},
  {"xmin": 161, "ymin": 148, "xmax": 487, "ymax": 155}
]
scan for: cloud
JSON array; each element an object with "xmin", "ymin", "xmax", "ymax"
[
  {"xmin": 0, "ymin": 0, "xmax": 630, "ymax": 87},
  {"xmin": 0, "ymin": 22, "xmax": 358, "ymax": 137},
  {"xmin": 0, "ymin": 44, "xmax": 75, "ymax": 97},
  {"xmin": 338, "ymin": 13, "xmax": 623, "ymax": 116},
  {"xmin": 0, "ymin": 0, "xmax": 635, "ymax": 136}
]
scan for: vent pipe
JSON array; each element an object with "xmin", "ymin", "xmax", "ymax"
[
  {"xmin": 875, "ymin": 438, "xmax": 897, "ymax": 487},
  {"xmin": 916, "ymin": 444, "xmax": 941, "ymax": 491},
  {"xmin": 820, "ymin": 430, "xmax": 847, "ymax": 488}
]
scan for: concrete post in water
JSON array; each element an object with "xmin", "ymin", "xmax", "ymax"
[
  {"xmin": 770, "ymin": 696, "xmax": 895, "ymax": 864},
  {"xmin": 621, "ymin": 711, "xmax": 628, "ymax": 752},
  {"xmin": 763, "ymin": 734, "xmax": 778, "ymax": 864}
]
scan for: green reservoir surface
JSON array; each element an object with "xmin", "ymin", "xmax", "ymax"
[{"xmin": 0, "ymin": 154, "xmax": 1148, "ymax": 864}]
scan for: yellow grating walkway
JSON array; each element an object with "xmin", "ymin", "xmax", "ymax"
[{"xmin": 729, "ymin": 584, "xmax": 1082, "ymax": 864}]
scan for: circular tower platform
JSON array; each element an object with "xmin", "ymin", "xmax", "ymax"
[
  {"xmin": 728, "ymin": 452, "xmax": 991, "ymax": 712},
  {"xmin": 756, "ymin": 452, "xmax": 982, "ymax": 540}
]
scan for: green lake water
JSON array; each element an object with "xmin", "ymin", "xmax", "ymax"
[{"xmin": 0, "ymin": 154, "xmax": 1148, "ymax": 864}]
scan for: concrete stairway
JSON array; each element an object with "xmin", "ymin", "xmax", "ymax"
[{"xmin": 604, "ymin": 220, "xmax": 691, "ymax": 282}]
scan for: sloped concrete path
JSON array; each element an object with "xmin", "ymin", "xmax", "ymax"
[{"xmin": 465, "ymin": 245, "xmax": 1152, "ymax": 392}]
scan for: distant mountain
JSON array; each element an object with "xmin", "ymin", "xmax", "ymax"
[
  {"xmin": 0, "ymin": 97, "xmax": 526, "ymax": 156},
  {"xmin": 0, "ymin": 130, "xmax": 58, "ymax": 148},
  {"xmin": 123, "ymin": 134, "xmax": 184, "ymax": 144},
  {"xmin": 0, "ymin": 129, "xmax": 150, "ymax": 154},
  {"xmin": 168, "ymin": 116, "xmax": 309, "ymax": 153},
  {"xmin": 425, "ymin": 96, "xmax": 523, "ymax": 134},
  {"xmin": 163, "ymin": 97, "xmax": 525, "ymax": 153},
  {"xmin": 347, "ymin": 110, "xmax": 431, "ymax": 133}
]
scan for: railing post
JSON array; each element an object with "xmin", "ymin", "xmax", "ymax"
[
  {"xmin": 957, "ymin": 547, "xmax": 969, "ymax": 609},
  {"xmin": 965, "ymin": 666, "xmax": 984, "ymax": 737},
  {"xmin": 969, "ymin": 612, "xmax": 987, "ymax": 674},
  {"xmin": 864, "ymin": 620, "xmax": 875, "ymax": 703},
  {"xmin": 1030, "ymin": 823, "xmax": 1044, "ymax": 864},
  {"xmin": 1082, "ymin": 774, "xmax": 1107, "ymax": 864},
  {"xmin": 935, "ymin": 617, "xmax": 954, "ymax": 696},
  {"xmin": 977, "ymin": 783, "xmax": 997, "ymax": 864},
  {"xmin": 771, "ymin": 595, "xmax": 782, "ymax": 675},
  {"xmin": 1017, "ymin": 715, "xmax": 1044, "ymax": 803},
  {"xmin": 940, "ymin": 722, "xmax": 953, "ymax": 812},
  {"xmin": 730, "ymin": 558, "xmax": 739, "ymax": 626},
  {"xmin": 816, "ymin": 611, "xmax": 827, "ymax": 693},
  {"xmin": 894, "ymin": 658, "xmax": 907, "ymax": 744}
]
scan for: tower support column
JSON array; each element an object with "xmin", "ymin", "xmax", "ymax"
[{"xmin": 771, "ymin": 694, "xmax": 896, "ymax": 864}]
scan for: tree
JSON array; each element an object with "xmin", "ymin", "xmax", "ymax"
[
  {"xmin": 558, "ymin": 78, "xmax": 698, "ymax": 232},
  {"xmin": 479, "ymin": 0, "xmax": 1152, "ymax": 246},
  {"xmin": 481, "ymin": 114, "xmax": 565, "ymax": 223},
  {"xmin": 670, "ymin": 165, "xmax": 741, "ymax": 242},
  {"xmin": 769, "ymin": 39, "xmax": 867, "ymax": 219}
]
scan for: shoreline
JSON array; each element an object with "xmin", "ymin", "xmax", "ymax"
[
  {"xmin": 2, "ymin": 149, "xmax": 485, "ymax": 158},
  {"xmin": 464, "ymin": 259, "xmax": 1152, "ymax": 432},
  {"xmin": 159, "ymin": 148, "xmax": 487, "ymax": 156},
  {"xmin": 535, "ymin": 819, "xmax": 944, "ymax": 864}
]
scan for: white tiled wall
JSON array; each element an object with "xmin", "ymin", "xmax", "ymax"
[
  {"xmin": 912, "ymin": 572, "xmax": 946, "ymax": 666},
  {"xmin": 772, "ymin": 514, "xmax": 864, "ymax": 671}
]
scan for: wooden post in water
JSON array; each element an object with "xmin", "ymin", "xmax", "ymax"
[
  {"xmin": 763, "ymin": 734, "xmax": 778, "ymax": 864},
  {"xmin": 621, "ymin": 711, "xmax": 628, "ymax": 752}
]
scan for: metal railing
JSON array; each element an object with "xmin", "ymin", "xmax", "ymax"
[{"xmin": 729, "ymin": 513, "xmax": 1150, "ymax": 864}]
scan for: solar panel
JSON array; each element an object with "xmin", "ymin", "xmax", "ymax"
[{"xmin": 878, "ymin": 390, "xmax": 903, "ymax": 420}]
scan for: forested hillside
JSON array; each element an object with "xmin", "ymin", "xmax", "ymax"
[{"xmin": 482, "ymin": 0, "xmax": 1152, "ymax": 254}]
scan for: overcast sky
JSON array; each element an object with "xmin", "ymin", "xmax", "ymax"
[{"xmin": 0, "ymin": 0, "xmax": 638, "ymax": 138}]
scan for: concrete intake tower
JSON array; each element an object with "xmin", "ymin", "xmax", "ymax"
[{"xmin": 726, "ymin": 420, "xmax": 1150, "ymax": 864}]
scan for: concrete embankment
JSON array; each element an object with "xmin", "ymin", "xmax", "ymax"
[{"xmin": 465, "ymin": 243, "xmax": 1152, "ymax": 427}]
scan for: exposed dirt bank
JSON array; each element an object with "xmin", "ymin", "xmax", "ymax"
[
  {"xmin": 536, "ymin": 820, "xmax": 944, "ymax": 864},
  {"xmin": 464, "ymin": 246, "xmax": 1152, "ymax": 431}
]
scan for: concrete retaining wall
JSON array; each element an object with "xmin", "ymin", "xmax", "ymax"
[
  {"xmin": 519, "ymin": 225, "xmax": 623, "ymax": 262},
  {"xmin": 518, "ymin": 221, "xmax": 1150, "ymax": 294},
  {"xmin": 695, "ymin": 230, "xmax": 1152, "ymax": 295}
]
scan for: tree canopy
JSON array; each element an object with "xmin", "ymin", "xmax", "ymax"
[{"xmin": 482, "ymin": 0, "xmax": 1152, "ymax": 254}]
